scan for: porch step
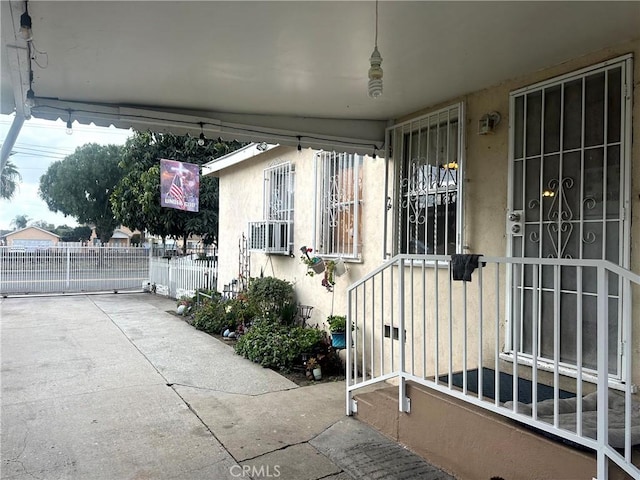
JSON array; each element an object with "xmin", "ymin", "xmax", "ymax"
[
  {"xmin": 354, "ymin": 381, "xmax": 636, "ymax": 480},
  {"xmin": 353, "ymin": 385, "xmax": 400, "ymax": 441}
]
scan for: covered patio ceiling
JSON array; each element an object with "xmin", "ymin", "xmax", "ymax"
[{"xmin": 2, "ymin": 1, "xmax": 639, "ymax": 155}]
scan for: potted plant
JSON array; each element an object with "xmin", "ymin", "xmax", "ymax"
[
  {"xmin": 327, "ymin": 314, "xmax": 347, "ymax": 349},
  {"xmin": 176, "ymin": 295, "xmax": 194, "ymax": 316},
  {"xmin": 322, "ymin": 258, "xmax": 347, "ymax": 292},
  {"xmin": 306, "ymin": 357, "xmax": 322, "ymax": 380},
  {"xmin": 300, "ymin": 246, "xmax": 325, "ymax": 276}
]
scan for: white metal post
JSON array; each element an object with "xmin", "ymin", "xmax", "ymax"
[
  {"xmin": 398, "ymin": 257, "xmax": 409, "ymax": 412},
  {"xmin": 596, "ymin": 265, "xmax": 609, "ymax": 480},
  {"xmin": 346, "ymin": 288, "xmax": 353, "ymax": 415},
  {"xmin": 65, "ymin": 246, "xmax": 71, "ymax": 289}
]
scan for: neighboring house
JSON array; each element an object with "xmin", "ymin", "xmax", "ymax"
[
  {"xmin": 2, "ymin": 226, "xmax": 60, "ymax": 249},
  {"xmin": 89, "ymin": 226, "xmax": 139, "ymax": 247},
  {"xmin": 206, "ymin": 40, "xmax": 640, "ymax": 480}
]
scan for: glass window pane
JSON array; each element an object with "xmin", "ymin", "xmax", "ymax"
[
  {"xmin": 317, "ymin": 152, "xmax": 362, "ymax": 257},
  {"xmin": 525, "ymin": 91, "xmax": 542, "ymax": 157},
  {"xmin": 607, "ymin": 67, "xmax": 622, "ymax": 143},
  {"xmin": 584, "ymin": 72, "xmax": 605, "ymax": 147},
  {"xmin": 543, "ymin": 85, "xmax": 562, "ymax": 154},
  {"xmin": 514, "ymin": 96, "xmax": 525, "ymax": 159},
  {"xmin": 563, "ymin": 79, "xmax": 583, "ymax": 151},
  {"xmin": 396, "ymin": 104, "xmax": 462, "ymax": 255}
]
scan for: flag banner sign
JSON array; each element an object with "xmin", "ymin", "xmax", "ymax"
[{"xmin": 160, "ymin": 159, "xmax": 200, "ymax": 212}]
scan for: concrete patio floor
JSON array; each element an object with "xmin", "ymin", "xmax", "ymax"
[{"xmin": 1, "ymin": 292, "xmax": 454, "ymax": 480}]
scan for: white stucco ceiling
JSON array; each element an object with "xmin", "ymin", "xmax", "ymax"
[{"xmin": 2, "ymin": 1, "xmax": 639, "ymax": 151}]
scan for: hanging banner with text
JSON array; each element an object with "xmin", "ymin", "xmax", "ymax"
[{"xmin": 160, "ymin": 159, "xmax": 200, "ymax": 212}]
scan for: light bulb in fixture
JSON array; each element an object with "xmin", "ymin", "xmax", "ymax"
[
  {"xmin": 20, "ymin": 10, "xmax": 32, "ymax": 41},
  {"xmin": 66, "ymin": 111, "xmax": 73, "ymax": 135},
  {"xmin": 367, "ymin": 0, "xmax": 383, "ymax": 98},
  {"xmin": 368, "ymin": 46, "xmax": 383, "ymax": 98},
  {"xmin": 197, "ymin": 122, "xmax": 206, "ymax": 146},
  {"xmin": 297, "ymin": 136, "xmax": 302, "ymax": 152}
]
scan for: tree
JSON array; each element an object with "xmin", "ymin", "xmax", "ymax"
[
  {"xmin": 53, "ymin": 225, "xmax": 92, "ymax": 242},
  {"xmin": 39, "ymin": 143, "xmax": 125, "ymax": 243},
  {"xmin": 31, "ymin": 220, "xmax": 55, "ymax": 231},
  {"xmin": 1, "ymin": 160, "xmax": 22, "ymax": 200},
  {"xmin": 10, "ymin": 214, "xmax": 30, "ymax": 230},
  {"xmin": 111, "ymin": 131, "xmax": 243, "ymax": 252}
]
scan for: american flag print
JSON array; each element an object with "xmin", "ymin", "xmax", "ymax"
[{"xmin": 169, "ymin": 175, "xmax": 185, "ymax": 208}]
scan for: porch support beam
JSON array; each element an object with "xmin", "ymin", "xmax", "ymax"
[{"xmin": 0, "ymin": 113, "xmax": 24, "ymax": 171}]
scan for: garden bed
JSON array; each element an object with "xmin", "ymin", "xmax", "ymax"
[{"xmin": 169, "ymin": 310, "xmax": 344, "ymax": 387}]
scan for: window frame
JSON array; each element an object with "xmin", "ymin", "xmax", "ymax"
[
  {"xmin": 247, "ymin": 161, "xmax": 294, "ymax": 254},
  {"xmin": 313, "ymin": 151, "xmax": 364, "ymax": 260},
  {"xmin": 385, "ymin": 102, "xmax": 465, "ymax": 258}
]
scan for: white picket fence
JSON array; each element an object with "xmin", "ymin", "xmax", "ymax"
[{"xmin": 148, "ymin": 255, "xmax": 217, "ymax": 299}]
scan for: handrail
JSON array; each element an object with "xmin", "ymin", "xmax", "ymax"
[{"xmin": 346, "ymin": 253, "xmax": 640, "ymax": 480}]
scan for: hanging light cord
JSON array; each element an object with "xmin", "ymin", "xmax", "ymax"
[{"xmin": 374, "ymin": 0, "xmax": 379, "ymax": 48}]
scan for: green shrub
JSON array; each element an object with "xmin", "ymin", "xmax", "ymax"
[
  {"xmin": 247, "ymin": 277, "xmax": 296, "ymax": 324},
  {"xmin": 192, "ymin": 296, "xmax": 236, "ymax": 334},
  {"xmin": 225, "ymin": 295, "xmax": 256, "ymax": 324},
  {"xmin": 235, "ymin": 320, "xmax": 324, "ymax": 370}
]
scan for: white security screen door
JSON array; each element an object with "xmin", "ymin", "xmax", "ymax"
[{"xmin": 508, "ymin": 56, "xmax": 631, "ymax": 377}]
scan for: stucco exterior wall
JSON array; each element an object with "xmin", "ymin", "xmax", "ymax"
[
  {"xmin": 215, "ymin": 37, "xmax": 639, "ymax": 387},
  {"xmin": 384, "ymin": 38, "xmax": 640, "ymax": 386},
  {"xmin": 215, "ymin": 146, "xmax": 387, "ymax": 330}
]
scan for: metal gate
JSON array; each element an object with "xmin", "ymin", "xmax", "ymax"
[
  {"xmin": 506, "ymin": 56, "xmax": 632, "ymax": 378},
  {"xmin": 0, "ymin": 246, "xmax": 149, "ymax": 295}
]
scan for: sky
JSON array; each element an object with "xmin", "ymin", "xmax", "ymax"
[{"xmin": 0, "ymin": 114, "xmax": 132, "ymax": 231}]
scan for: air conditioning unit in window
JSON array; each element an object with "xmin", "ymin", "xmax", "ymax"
[{"xmin": 248, "ymin": 221, "xmax": 291, "ymax": 254}]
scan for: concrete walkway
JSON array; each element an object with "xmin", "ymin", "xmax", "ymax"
[{"xmin": 1, "ymin": 293, "xmax": 454, "ymax": 480}]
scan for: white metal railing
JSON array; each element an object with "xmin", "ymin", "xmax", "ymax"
[
  {"xmin": 0, "ymin": 246, "xmax": 148, "ymax": 295},
  {"xmin": 149, "ymin": 255, "xmax": 217, "ymax": 299},
  {"xmin": 346, "ymin": 254, "xmax": 640, "ymax": 480}
]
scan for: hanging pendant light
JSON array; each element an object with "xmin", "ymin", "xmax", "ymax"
[
  {"xmin": 20, "ymin": 5, "xmax": 32, "ymax": 41},
  {"xmin": 66, "ymin": 110, "xmax": 73, "ymax": 135},
  {"xmin": 197, "ymin": 122, "xmax": 206, "ymax": 146},
  {"xmin": 368, "ymin": 0, "xmax": 383, "ymax": 98}
]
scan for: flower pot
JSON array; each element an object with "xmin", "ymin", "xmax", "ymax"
[
  {"xmin": 312, "ymin": 367, "xmax": 322, "ymax": 380},
  {"xmin": 311, "ymin": 259, "xmax": 325, "ymax": 274},
  {"xmin": 333, "ymin": 258, "xmax": 346, "ymax": 277},
  {"xmin": 331, "ymin": 332, "xmax": 346, "ymax": 349}
]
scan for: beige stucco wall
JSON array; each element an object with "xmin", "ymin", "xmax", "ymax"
[
  {"xmin": 215, "ymin": 146, "xmax": 387, "ymax": 330},
  {"xmin": 215, "ymin": 37, "xmax": 640, "ymax": 387},
  {"xmin": 386, "ymin": 38, "xmax": 640, "ymax": 387}
]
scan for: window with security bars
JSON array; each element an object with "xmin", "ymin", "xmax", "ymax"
[
  {"xmin": 315, "ymin": 152, "xmax": 363, "ymax": 259},
  {"xmin": 247, "ymin": 162, "xmax": 294, "ymax": 254},
  {"xmin": 388, "ymin": 103, "xmax": 464, "ymax": 256}
]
